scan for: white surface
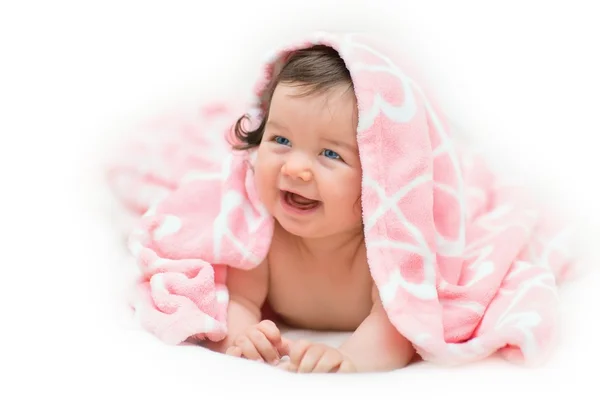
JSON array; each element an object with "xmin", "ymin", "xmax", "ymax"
[{"xmin": 2, "ymin": 1, "xmax": 599, "ymax": 399}]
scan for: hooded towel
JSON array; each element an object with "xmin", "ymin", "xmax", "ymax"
[{"xmin": 107, "ymin": 32, "xmax": 577, "ymax": 366}]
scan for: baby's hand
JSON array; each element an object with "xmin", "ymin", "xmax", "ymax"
[
  {"xmin": 225, "ymin": 320, "xmax": 290, "ymax": 365},
  {"xmin": 279, "ymin": 340, "xmax": 356, "ymax": 373}
]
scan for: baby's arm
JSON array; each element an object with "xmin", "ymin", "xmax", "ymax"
[
  {"xmin": 203, "ymin": 260, "xmax": 268, "ymax": 353},
  {"xmin": 338, "ymin": 284, "xmax": 416, "ymax": 372}
]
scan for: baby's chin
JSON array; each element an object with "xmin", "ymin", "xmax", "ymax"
[
  {"xmin": 274, "ymin": 216, "xmax": 327, "ymax": 238},
  {"xmin": 273, "ymin": 214, "xmax": 361, "ymax": 240}
]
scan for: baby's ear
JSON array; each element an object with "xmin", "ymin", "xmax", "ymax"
[
  {"xmin": 243, "ymin": 159, "xmax": 255, "ymax": 173},
  {"xmin": 247, "ymin": 149, "xmax": 259, "ymax": 170}
]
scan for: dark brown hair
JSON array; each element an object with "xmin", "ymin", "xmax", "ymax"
[{"xmin": 232, "ymin": 45, "xmax": 353, "ymax": 150}]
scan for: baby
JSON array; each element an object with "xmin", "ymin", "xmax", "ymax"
[{"xmin": 203, "ymin": 45, "xmax": 415, "ymax": 373}]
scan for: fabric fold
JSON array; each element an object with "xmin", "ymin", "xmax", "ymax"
[{"xmin": 106, "ymin": 31, "xmax": 577, "ymax": 366}]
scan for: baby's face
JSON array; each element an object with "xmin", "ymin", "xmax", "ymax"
[{"xmin": 253, "ymin": 82, "xmax": 363, "ymax": 239}]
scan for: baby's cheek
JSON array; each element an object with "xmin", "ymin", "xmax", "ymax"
[
  {"xmin": 339, "ymin": 172, "xmax": 362, "ymax": 198},
  {"xmin": 253, "ymin": 172, "xmax": 268, "ymax": 203},
  {"xmin": 341, "ymin": 176, "xmax": 363, "ymax": 218},
  {"xmin": 253, "ymin": 165, "xmax": 276, "ymax": 208}
]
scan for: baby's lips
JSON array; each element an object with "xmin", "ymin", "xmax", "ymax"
[{"xmin": 282, "ymin": 189, "xmax": 319, "ymax": 203}]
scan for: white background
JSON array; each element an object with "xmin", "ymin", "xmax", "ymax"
[{"xmin": 1, "ymin": 1, "xmax": 599, "ymax": 399}]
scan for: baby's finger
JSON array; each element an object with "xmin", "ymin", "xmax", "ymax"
[
  {"xmin": 337, "ymin": 360, "xmax": 357, "ymax": 373},
  {"xmin": 289, "ymin": 339, "xmax": 312, "ymax": 366},
  {"xmin": 276, "ymin": 337, "xmax": 293, "ymax": 357},
  {"xmin": 225, "ymin": 346, "xmax": 242, "ymax": 357},
  {"xmin": 256, "ymin": 320, "xmax": 280, "ymax": 339},
  {"xmin": 297, "ymin": 345, "xmax": 325, "ymax": 373},
  {"xmin": 257, "ymin": 321, "xmax": 289, "ymax": 356},
  {"xmin": 235, "ymin": 335, "xmax": 263, "ymax": 361},
  {"xmin": 277, "ymin": 360, "xmax": 296, "ymax": 372},
  {"xmin": 312, "ymin": 350, "xmax": 342, "ymax": 373},
  {"xmin": 248, "ymin": 328, "xmax": 279, "ymax": 364}
]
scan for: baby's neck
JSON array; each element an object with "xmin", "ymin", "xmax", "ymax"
[{"xmin": 277, "ymin": 223, "xmax": 365, "ymax": 269}]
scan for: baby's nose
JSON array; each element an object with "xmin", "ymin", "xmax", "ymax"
[{"xmin": 282, "ymin": 156, "xmax": 313, "ymax": 182}]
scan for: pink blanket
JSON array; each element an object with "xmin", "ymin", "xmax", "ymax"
[{"xmin": 107, "ymin": 32, "xmax": 578, "ymax": 366}]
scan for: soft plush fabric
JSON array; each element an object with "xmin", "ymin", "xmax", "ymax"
[{"xmin": 106, "ymin": 31, "xmax": 578, "ymax": 366}]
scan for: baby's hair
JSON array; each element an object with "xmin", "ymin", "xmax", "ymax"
[{"xmin": 232, "ymin": 45, "xmax": 354, "ymax": 150}]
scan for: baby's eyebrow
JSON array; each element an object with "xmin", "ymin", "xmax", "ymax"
[{"xmin": 265, "ymin": 120, "xmax": 288, "ymax": 131}]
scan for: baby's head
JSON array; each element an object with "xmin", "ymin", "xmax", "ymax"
[{"xmin": 234, "ymin": 45, "xmax": 363, "ymax": 240}]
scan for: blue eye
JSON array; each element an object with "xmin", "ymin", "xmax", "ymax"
[
  {"xmin": 274, "ymin": 136, "xmax": 291, "ymax": 146},
  {"xmin": 322, "ymin": 149, "xmax": 340, "ymax": 159}
]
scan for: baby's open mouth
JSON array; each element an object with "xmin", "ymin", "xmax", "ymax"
[{"xmin": 282, "ymin": 191, "xmax": 321, "ymax": 210}]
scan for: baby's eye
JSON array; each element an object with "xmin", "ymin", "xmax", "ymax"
[
  {"xmin": 273, "ymin": 136, "xmax": 291, "ymax": 146},
  {"xmin": 321, "ymin": 149, "xmax": 341, "ymax": 160}
]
